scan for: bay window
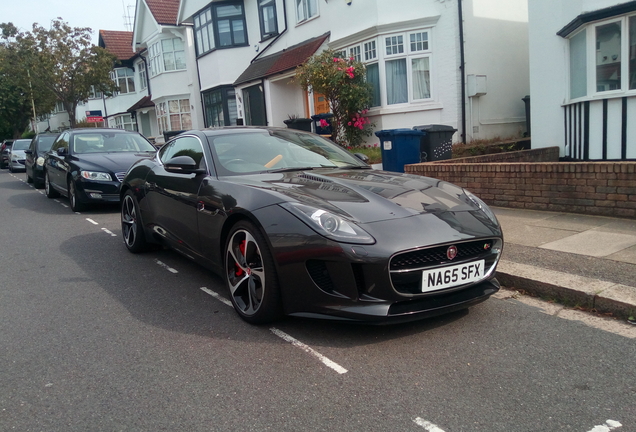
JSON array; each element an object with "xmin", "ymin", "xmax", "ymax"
[
  {"xmin": 567, "ymin": 13, "xmax": 636, "ymax": 100},
  {"xmin": 202, "ymin": 86, "xmax": 238, "ymax": 127},
  {"xmin": 148, "ymin": 38, "xmax": 186, "ymax": 76},
  {"xmin": 156, "ymin": 99, "xmax": 192, "ymax": 134},
  {"xmin": 193, "ymin": 1, "xmax": 247, "ymax": 55},
  {"xmin": 112, "ymin": 114, "xmax": 135, "ymax": 131}
]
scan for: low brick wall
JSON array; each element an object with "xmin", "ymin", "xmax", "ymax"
[
  {"xmin": 405, "ymin": 158, "xmax": 636, "ymax": 218},
  {"xmin": 438, "ymin": 146, "xmax": 560, "ymax": 164}
]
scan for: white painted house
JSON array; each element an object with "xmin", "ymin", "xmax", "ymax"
[
  {"xmin": 175, "ymin": 0, "xmax": 529, "ymax": 144},
  {"xmin": 529, "ymin": 0, "xmax": 636, "ymax": 160},
  {"xmin": 132, "ymin": 0, "xmax": 205, "ymax": 142}
]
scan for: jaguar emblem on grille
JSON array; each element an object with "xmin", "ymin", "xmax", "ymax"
[{"xmin": 447, "ymin": 245, "xmax": 458, "ymax": 260}]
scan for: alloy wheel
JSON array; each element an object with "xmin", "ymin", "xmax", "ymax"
[
  {"xmin": 121, "ymin": 194, "xmax": 138, "ymax": 248},
  {"xmin": 226, "ymin": 229, "xmax": 266, "ymax": 317}
]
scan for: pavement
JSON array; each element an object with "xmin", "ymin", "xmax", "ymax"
[{"xmin": 492, "ymin": 206, "xmax": 636, "ymax": 322}]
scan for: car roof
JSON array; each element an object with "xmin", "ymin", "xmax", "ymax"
[
  {"xmin": 198, "ymin": 126, "xmax": 304, "ymax": 138},
  {"xmin": 69, "ymin": 128, "xmax": 141, "ymax": 134}
]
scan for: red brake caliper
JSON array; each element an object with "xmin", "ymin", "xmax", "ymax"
[{"xmin": 234, "ymin": 239, "xmax": 246, "ymax": 276}]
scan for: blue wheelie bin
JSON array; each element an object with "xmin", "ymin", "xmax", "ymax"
[{"xmin": 374, "ymin": 128, "xmax": 426, "ymax": 173}]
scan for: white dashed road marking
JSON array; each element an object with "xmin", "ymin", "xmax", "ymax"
[
  {"xmin": 200, "ymin": 287, "xmax": 233, "ymax": 307},
  {"xmin": 200, "ymin": 287, "xmax": 348, "ymax": 375},
  {"xmin": 270, "ymin": 328, "xmax": 348, "ymax": 375},
  {"xmin": 587, "ymin": 420, "xmax": 622, "ymax": 432},
  {"xmin": 155, "ymin": 260, "xmax": 178, "ymax": 274},
  {"xmin": 101, "ymin": 228, "xmax": 117, "ymax": 237},
  {"xmin": 413, "ymin": 418, "xmax": 447, "ymax": 432},
  {"xmin": 86, "ymin": 218, "xmax": 99, "ymax": 225}
]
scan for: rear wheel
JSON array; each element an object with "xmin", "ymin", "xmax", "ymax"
[
  {"xmin": 44, "ymin": 171, "xmax": 59, "ymax": 198},
  {"xmin": 121, "ymin": 191, "xmax": 149, "ymax": 253},
  {"xmin": 224, "ymin": 221, "xmax": 283, "ymax": 324},
  {"xmin": 68, "ymin": 179, "xmax": 86, "ymax": 212}
]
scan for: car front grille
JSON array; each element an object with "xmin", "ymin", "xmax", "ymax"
[
  {"xmin": 389, "ymin": 239, "xmax": 501, "ymax": 294},
  {"xmin": 115, "ymin": 172, "xmax": 126, "ymax": 182}
]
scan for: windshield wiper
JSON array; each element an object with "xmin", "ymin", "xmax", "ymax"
[
  {"xmin": 340, "ymin": 164, "xmax": 372, "ymax": 169},
  {"xmin": 265, "ymin": 166, "xmax": 317, "ymax": 173}
]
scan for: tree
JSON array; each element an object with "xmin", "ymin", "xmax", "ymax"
[
  {"xmin": 11, "ymin": 19, "xmax": 118, "ymax": 128},
  {"xmin": 0, "ymin": 23, "xmax": 55, "ymax": 138},
  {"xmin": 295, "ymin": 49, "xmax": 374, "ymax": 147}
]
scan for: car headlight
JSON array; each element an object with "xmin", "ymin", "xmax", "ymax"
[
  {"xmin": 11, "ymin": 154, "xmax": 18, "ymax": 160},
  {"xmin": 81, "ymin": 171, "xmax": 112, "ymax": 181},
  {"xmin": 280, "ymin": 202, "xmax": 375, "ymax": 245},
  {"xmin": 464, "ymin": 189, "xmax": 499, "ymax": 225},
  {"xmin": 37, "ymin": 157, "xmax": 45, "ymax": 166}
]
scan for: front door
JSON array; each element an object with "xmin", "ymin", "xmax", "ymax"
[
  {"xmin": 313, "ymin": 93, "xmax": 329, "ymax": 114},
  {"xmin": 243, "ymin": 84, "xmax": 267, "ymax": 126}
]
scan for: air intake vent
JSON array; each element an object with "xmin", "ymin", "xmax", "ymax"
[
  {"xmin": 297, "ymin": 173, "xmax": 332, "ymax": 183},
  {"xmin": 115, "ymin": 172, "xmax": 126, "ymax": 182}
]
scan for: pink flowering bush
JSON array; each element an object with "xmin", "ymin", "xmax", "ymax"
[{"xmin": 296, "ymin": 50, "xmax": 374, "ymax": 147}]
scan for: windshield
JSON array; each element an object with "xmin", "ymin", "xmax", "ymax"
[
  {"xmin": 72, "ymin": 132, "xmax": 156, "ymax": 154},
  {"xmin": 37, "ymin": 136, "xmax": 57, "ymax": 152},
  {"xmin": 13, "ymin": 140, "xmax": 31, "ymax": 150},
  {"xmin": 210, "ymin": 130, "xmax": 367, "ymax": 175}
]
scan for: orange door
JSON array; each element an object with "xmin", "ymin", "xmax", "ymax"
[{"xmin": 313, "ymin": 93, "xmax": 329, "ymax": 114}]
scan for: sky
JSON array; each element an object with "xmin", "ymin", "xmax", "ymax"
[{"xmin": 0, "ymin": 0, "xmax": 137, "ymax": 44}]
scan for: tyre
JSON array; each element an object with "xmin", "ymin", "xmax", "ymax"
[
  {"xmin": 121, "ymin": 190, "xmax": 149, "ymax": 253},
  {"xmin": 224, "ymin": 220, "xmax": 283, "ymax": 324},
  {"xmin": 68, "ymin": 178, "xmax": 86, "ymax": 212},
  {"xmin": 44, "ymin": 170, "xmax": 60, "ymax": 198}
]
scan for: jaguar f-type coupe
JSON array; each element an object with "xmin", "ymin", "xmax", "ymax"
[{"xmin": 120, "ymin": 127, "xmax": 503, "ymax": 324}]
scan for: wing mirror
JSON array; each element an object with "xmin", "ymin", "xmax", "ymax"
[
  {"xmin": 24, "ymin": 149, "xmax": 32, "ymax": 155},
  {"xmin": 56, "ymin": 147, "xmax": 68, "ymax": 156},
  {"xmin": 353, "ymin": 152, "xmax": 369, "ymax": 163},
  {"xmin": 164, "ymin": 155, "xmax": 206, "ymax": 175}
]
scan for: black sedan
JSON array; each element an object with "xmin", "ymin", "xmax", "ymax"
[
  {"xmin": 25, "ymin": 133, "xmax": 58, "ymax": 188},
  {"xmin": 44, "ymin": 128, "xmax": 156, "ymax": 212},
  {"xmin": 120, "ymin": 127, "xmax": 503, "ymax": 324}
]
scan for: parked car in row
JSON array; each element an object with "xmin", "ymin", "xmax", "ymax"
[
  {"xmin": 120, "ymin": 127, "xmax": 503, "ymax": 325},
  {"xmin": 25, "ymin": 133, "xmax": 59, "ymax": 188},
  {"xmin": 7, "ymin": 139, "xmax": 32, "ymax": 173},
  {"xmin": 0, "ymin": 139, "xmax": 14, "ymax": 169},
  {"xmin": 44, "ymin": 128, "xmax": 157, "ymax": 212}
]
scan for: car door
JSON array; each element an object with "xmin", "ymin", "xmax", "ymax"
[
  {"xmin": 145, "ymin": 135, "xmax": 208, "ymax": 254},
  {"xmin": 47, "ymin": 132, "xmax": 70, "ymax": 191}
]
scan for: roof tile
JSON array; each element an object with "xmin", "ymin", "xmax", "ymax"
[
  {"xmin": 99, "ymin": 30, "xmax": 136, "ymax": 61},
  {"xmin": 145, "ymin": 0, "xmax": 180, "ymax": 25}
]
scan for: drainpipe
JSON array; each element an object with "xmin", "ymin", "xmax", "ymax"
[{"xmin": 458, "ymin": 0, "xmax": 467, "ymax": 144}]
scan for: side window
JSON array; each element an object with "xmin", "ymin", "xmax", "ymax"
[
  {"xmin": 160, "ymin": 136, "xmax": 207, "ymax": 170},
  {"xmin": 52, "ymin": 133, "xmax": 69, "ymax": 152}
]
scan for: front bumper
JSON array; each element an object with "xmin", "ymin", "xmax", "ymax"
[
  {"xmin": 253, "ymin": 205, "xmax": 503, "ymax": 323},
  {"xmin": 75, "ymin": 178, "xmax": 122, "ymax": 204}
]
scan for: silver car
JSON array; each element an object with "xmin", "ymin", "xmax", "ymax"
[{"xmin": 8, "ymin": 139, "xmax": 32, "ymax": 173}]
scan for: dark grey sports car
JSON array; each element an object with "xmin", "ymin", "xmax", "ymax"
[{"xmin": 120, "ymin": 127, "xmax": 503, "ymax": 324}]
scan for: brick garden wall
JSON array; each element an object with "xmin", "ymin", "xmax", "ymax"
[{"xmin": 405, "ymin": 148, "xmax": 636, "ymax": 218}]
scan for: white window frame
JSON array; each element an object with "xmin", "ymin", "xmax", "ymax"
[
  {"xmin": 138, "ymin": 63, "xmax": 147, "ymax": 91},
  {"xmin": 567, "ymin": 14, "xmax": 636, "ymax": 102},
  {"xmin": 113, "ymin": 114, "xmax": 135, "ymax": 131},
  {"xmin": 111, "ymin": 67, "xmax": 136, "ymax": 94},
  {"xmin": 148, "ymin": 38, "xmax": 186, "ymax": 77},
  {"xmin": 156, "ymin": 99, "xmax": 192, "ymax": 134},
  {"xmin": 296, "ymin": 0, "xmax": 318, "ymax": 24}
]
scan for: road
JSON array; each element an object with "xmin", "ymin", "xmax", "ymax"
[{"xmin": 0, "ymin": 169, "xmax": 634, "ymax": 432}]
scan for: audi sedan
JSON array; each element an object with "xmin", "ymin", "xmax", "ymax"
[
  {"xmin": 120, "ymin": 127, "xmax": 503, "ymax": 324},
  {"xmin": 44, "ymin": 128, "xmax": 156, "ymax": 212}
]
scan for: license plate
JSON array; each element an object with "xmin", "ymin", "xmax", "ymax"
[{"xmin": 421, "ymin": 260, "xmax": 485, "ymax": 292}]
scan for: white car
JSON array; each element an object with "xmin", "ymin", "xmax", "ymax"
[{"xmin": 8, "ymin": 139, "xmax": 31, "ymax": 173}]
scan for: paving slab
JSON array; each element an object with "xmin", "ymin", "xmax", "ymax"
[
  {"xmin": 498, "ymin": 222, "xmax": 577, "ymax": 247},
  {"xmin": 539, "ymin": 230, "xmax": 636, "ymax": 257}
]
